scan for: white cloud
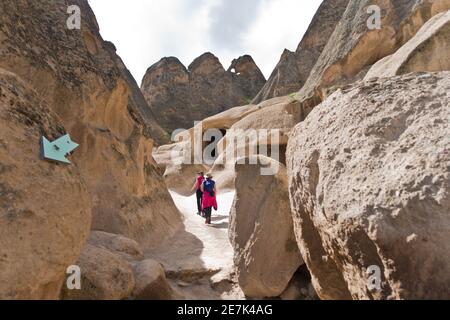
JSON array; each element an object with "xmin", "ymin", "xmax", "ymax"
[{"xmin": 88, "ymin": 0, "xmax": 322, "ymax": 83}]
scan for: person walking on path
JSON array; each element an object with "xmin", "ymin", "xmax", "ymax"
[
  {"xmin": 191, "ymin": 171, "xmax": 205, "ymax": 216},
  {"xmin": 201, "ymin": 173, "xmax": 218, "ymax": 225}
]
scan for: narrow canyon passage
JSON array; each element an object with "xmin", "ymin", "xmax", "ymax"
[{"xmin": 145, "ymin": 191, "xmax": 244, "ymax": 299}]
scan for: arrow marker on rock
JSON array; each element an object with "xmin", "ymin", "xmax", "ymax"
[{"xmin": 40, "ymin": 134, "xmax": 79, "ymax": 164}]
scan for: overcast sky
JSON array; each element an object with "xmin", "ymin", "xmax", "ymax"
[{"xmin": 88, "ymin": 0, "xmax": 322, "ymax": 83}]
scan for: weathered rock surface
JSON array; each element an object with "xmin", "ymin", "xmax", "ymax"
[
  {"xmin": 295, "ymin": 0, "xmax": 450, "ymax": 116},
  {"xmin": 280, "ymin": 266, "xmax": 318, "ymax": 300},
  {"xmin": 61, "ymin": 244, "xmax": 135, "ymax": 300},
  {"xmin": 287, "ymin": 72, "xmax": 450, "ymax": 300},
  {"xmin": 153, "ymin": 102, "xmax": 264, "ymax": 194},
  {"xmin": 132, "ymin": 259, "xmax": 176, "ymax": 300},
  {"xmin": 210, "ymin": 96, "xmax": 300, "ymax": 191},
  {"xmin": 88, "ymin": 231, "xmax": 144, "ymax": 261},
  {"xmin": 365, "ymin": 10, "xmax": 450, "ymax": 79},
  {"xmin": 141, "ymin": 53, "xmax": 266, "ymax": 133},
  {"xmin": 0, "ymin": 0, "xmax": 181, "ymax": 247},
  {"xmin": 253, "ymin": 0, "xmax": 350, "ymax": 103},
  {"xmin": 230, "ymin": 156, "xmax": 302, "ymax": 298},
  {"xmin": 154, "ymin": 95, "xmax": 298, "ymax": 193},
  {"xmin": 0, "ymin": 69, "xmax": 92, "ymax": 300},
  {"xmin": 228, "ymin": 55, "xmax": 267, "ymax": 102}
]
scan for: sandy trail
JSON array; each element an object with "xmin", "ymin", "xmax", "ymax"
[{"xmin": 146, "ymin": 191, "xmax": 243, "ymax": 299}]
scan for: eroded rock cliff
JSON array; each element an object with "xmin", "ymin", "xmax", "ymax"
[
  {"xmin": 295, "ymin": 0, "xmax": 450, "ymax": 116},
  {"xmin": 0, "ymin": 0, "xmax": 181, "ymax": 250},
  {"xmin": 141, "ymin": 53, "xmax": 266, "ymax": 133},
  {"xmin": 0, "ymin": 69, "xmax": 92, "ymax": 299},
  {"xmin": 253, "ymin": 0, "xmax": 350, "ymax": 103}
]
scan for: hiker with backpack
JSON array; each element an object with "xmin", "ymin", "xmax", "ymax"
[
  {"xmin": 191, "ymin": 171, "xmax": 205, "ymax": 216},
  {"xmin": 201, "ymin": 173, "xmax": 217, "ymax": 225}
]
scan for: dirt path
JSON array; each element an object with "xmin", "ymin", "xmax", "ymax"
[{"xmin": 145, "ymin": 191, "xmax": 244, "ymax": 300}]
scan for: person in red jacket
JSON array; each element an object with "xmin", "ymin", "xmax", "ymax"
[
  {"xmin": 191, "ymin": 171, "xmax": 205, "ymax": 216},
  {"xmin": 201, "ymin": 173, "xmax": 218, "ymax": 225}
]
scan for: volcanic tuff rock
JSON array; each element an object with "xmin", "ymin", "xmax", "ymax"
[
  {"xmin": 88, "ymin": 231, "xmax": 145, "ymax": 261},
  {"xmin": 0, "ymin": 0, "xmax": 181, "ymax": 248},
  {"xmin": 294, "ymin": 0, "xmax": 450, "ymax": 116},
  {"xmin": 280, "ymin": 266, "xmax": 318, "ymax": 300},
  {"xmin": 210, "ymin": 95, "xmax": 301, "ymax": 191},
  {"xmin": 153, "ymin": 94, "xmax": 301, "ymax": 194},
  {"xmin": 0, "ymin": 69, "xmax": 92, "ymax": 299},
  {"xmin": 228, "ymin": 55, "xmax": 267, "ymax": 100},
  {"xmin": 365, "ymin": 10, "xmax": 450, "ymax": 79},
  {"xmin": 132, "ymin": 259, "xmax": 177, "ymax": 300},
  {"xmin": 141, "ymin": 53, "xmax": 266, "ymax": 133},
  {"xmin": 252, "ymin": 0, "xmax": 350, "ymax": 103},
  {"xmin": 61, "ymin": 244, "xmax": 135, "ymax": 300},
  {"xmin": 230, "ymin": 156, "xmax": 303, "ymax": 298},
  {"xmin": 287, "ymin": 72, "xmax": 450, "ymax": 300},
  {"xmin": 152, "ymin": 101, "xmax": 268, "ymax": 194}
]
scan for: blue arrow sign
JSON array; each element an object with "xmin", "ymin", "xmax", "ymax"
[{"xmin": 40, "ymin": 134, "xmax": 79, "ymax": 164}]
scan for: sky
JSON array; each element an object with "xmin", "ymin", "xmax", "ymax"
[{"xmin": 88, "ymin": 0, "xmax": 322, "ymax": 84}]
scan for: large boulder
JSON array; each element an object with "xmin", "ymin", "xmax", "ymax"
[
  {"xmin": 295, "ymin": 0, "xmax": 450, "ymax": 115},
  {"xmin": 365, "ymin": 10, "xmax": 450, "ymax": 79},
  {"xmin": 132, "ymin": 260, "xmax": 176, "ymax": 300},
  {"xmin": 88, "ymin": 231, "xmax": 144, "ymax": 261},
  {"xmin": 0, "ymin": 69, "xmax": 92, "ymax": 300},
  {"xmin": 61, "ymin": 244, "xmax": 135, "ymax": 300},
  {"xmin": 287, "ymin": 72, "xmax": 450, "ymax": 300},
  {"xmin": 230, "ymin": 156, "xmax": 303, "ymax": 298},
  {"xmin": 253, "ymin": 0, "xmax": 350, "ymax": 103},
  {"xmin": 141, "ymin": 53, "xmax": 266, "ymax": 133},
  {"xmin": 0, "ymin": 0, "xmax": 181, "ymax": 248}
]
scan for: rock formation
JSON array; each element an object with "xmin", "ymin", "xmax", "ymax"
[
  {"xmin": 287, "ymin": 72, "xmax": 450, "ymax": 300},
  {"xmin": 229, "ymin": 156, "xmax": 303, "ymax": 298},
  {"xmin": 294, "ymin": 0, "xmax": 450, "ymax": 115},
  {"xmin": 365, "ymin": 10, "xmax": 450, "ymax": 79},
  {"xmin": 210, "ymin": 95, "xmax": 301, "ymax": 191},
  {"xmin": 0, "ymin": 0, "xmax": 181, "ymax": 249},
  {"xmin": 132, "ymin": 259, "xmax": 176, "ymax": 300},
  {"xmin": 2, "ymin": 0, "xmax": 450, "ymax": 302},
  {"xmin": 252, "ymin": 0, "xmax": 350, "ymax": 103},
  {"xmin": 153, "ymin": 102, "xmax": 263, "ymax": 194},
  {"xmin": 61, "ymin": 244, "xmax": 136, "ymax": 300},
  {"xmin": 88, "ymin": 231, "xmax": 144, "ymax": 261},
  {"xmin": 0, "ymin": 69, "xmax": 92, "ymax": 300},
  {"xmin": 280, "ymin": 266, "xmax": 318, "ymax": 300},
  {"xmin": 141, "ymin": 53, "xmax": 266, "ymax": 133},
  {"xmin": 61, "ymin": 230, "xmax": 178, "ymax": 300}
]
